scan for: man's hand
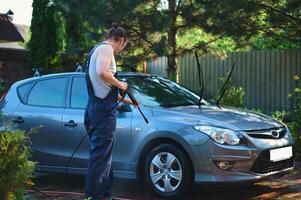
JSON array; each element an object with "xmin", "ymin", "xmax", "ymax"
[
  {"xmin": 118, "ymin": 81, "xmax": 128, "ymax": 92},
  {"xmin": 118, "ymin": 95, "xmax": 139, "ymax": 107},
  {"xmin": 123, "ymin": 98, "xmax": 139, "ymax": 107},
  {"xmin": 122, "ymin": 98, "xmax": 133, "ymax": 105}
]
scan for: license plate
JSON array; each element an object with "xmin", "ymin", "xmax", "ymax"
[{"xmin": 270, "ymin": 146, "xmax": 293, "ymax": 162}]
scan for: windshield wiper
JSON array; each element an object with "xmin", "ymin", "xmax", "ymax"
[
  {"xmin": 194, "ymin": 51, "xmax": 204, "ymax": 108},
  {"xmin": 163, "ymin": 102, "xmax": 196, "ymax": 108},
  {"xmin": 215, "ymin": 62, "xmax": 236, "ymax": 109}
]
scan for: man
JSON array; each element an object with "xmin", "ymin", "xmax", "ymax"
[{"xmin": 84, "ymin": 24, "xmax": 132, "ymax": 200}]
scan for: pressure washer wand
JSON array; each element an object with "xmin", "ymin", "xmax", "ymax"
[
  {"xmin": 66, "ymin": 86, "xmax": 148, "ymax": 174},
  {"xmin": 125, "ymin": 88, "xmax": 149, "ymax": 124}
]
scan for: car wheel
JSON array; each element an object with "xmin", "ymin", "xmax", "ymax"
[{"xmin": 144, "ymin": 144, "xmax": 192, "ymax": 198}]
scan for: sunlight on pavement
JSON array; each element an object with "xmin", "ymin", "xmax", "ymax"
[
  {"xmin": 27, "ymin": 166, "xmax": 301, "ymax": 200},
  {"xmin": 280, "ymin": 192, "xmax": 301, "ymax": 200},
  {"xmin": 256, "ymin": 191, "xmax": 286, "ymax": 199},
  {"xmin": 254, "ymin": 170, "xmax": 301, "ymax": 200}
]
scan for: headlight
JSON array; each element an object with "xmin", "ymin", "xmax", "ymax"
[{"xmin": 193, "ymin": 125, "xmax": 242, "ymax": 145}]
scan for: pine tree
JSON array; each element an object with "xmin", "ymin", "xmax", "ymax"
[
  {"xmin": 53, "ymin": 0, "xmax": 301, "ymax": 77},
  {"xmin": 28, "ymin": 0, "xmax": 60, "ymax": 69}
]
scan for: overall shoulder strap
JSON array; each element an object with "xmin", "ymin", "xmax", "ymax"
[{"xmin": 85, "ymin": 42, "xmax": 109, "ymax": 97}]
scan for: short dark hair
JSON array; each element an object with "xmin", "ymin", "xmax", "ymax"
[{"xmin": 107, "ymin": 23, "xmax": 127, "ymax": 42}]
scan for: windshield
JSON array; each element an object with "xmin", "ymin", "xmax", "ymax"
[{"xmin": 123, "ymin": 76, "xmax": 209, "ymax": 108}]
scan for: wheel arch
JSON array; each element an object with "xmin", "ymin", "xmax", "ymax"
[{"xmin": 137, "ymin": 135, "xmax": 195, "ymax": 181}]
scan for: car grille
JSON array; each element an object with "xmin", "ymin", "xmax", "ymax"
[
  {"xmin": 246, "ymin": 127, "xmax": 286, "ymax": 139},
  {"xmin": 250, "ymin": 148, "xmax": 294, "ymax": 174}
]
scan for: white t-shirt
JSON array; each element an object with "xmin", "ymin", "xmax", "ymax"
[{"xmin": 89, "ymin": 43, "xmax": 117, "ymax": 99}]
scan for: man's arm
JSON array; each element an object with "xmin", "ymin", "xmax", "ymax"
[{"xmin": 95, "ymin": 46, "xmax": 127, "ymax": 91}]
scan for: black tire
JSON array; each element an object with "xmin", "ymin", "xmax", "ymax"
[{"xmin": 144, "ymin": 144, "xmax": 192, "ymax": 198}]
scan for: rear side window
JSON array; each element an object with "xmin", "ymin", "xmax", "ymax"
[
  {"xmin": 71, "ymin": 77, "xmax": 88, "ymax": 109},
  {"xmin": 17, "ymin": 82, "xmax": 34, "ymax": 103},
  {"xmin": 27, "ymin": 77, "xmax": 68, "ymax": 107}
]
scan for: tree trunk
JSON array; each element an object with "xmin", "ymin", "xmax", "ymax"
[
  {"xmin": 167, "ymin": 0, "xmax": 178, "ymax": 81},
  {"xmin": 143, "ymin": 59, "xmax": 147, "ymax": 73}
]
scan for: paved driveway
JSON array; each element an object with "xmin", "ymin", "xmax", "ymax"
[{"xmin": 27, "ymin": 163, "xmax": 301, "ymax": 200}]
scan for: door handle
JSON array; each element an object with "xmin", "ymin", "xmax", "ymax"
[
  {"xmin": 13, "ymin": 116, "xmax": 24, "ymax": 124},
  {"xmin": 64, "ymin": 120, "xmax": 77, "ymax": 128}
]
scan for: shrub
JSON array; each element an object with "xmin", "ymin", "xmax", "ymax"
[
  {"xmin": 287, "ymin": 75, "xmax": 301, "ymax": 159},
  {"xmin": 0, "ymin": 128, "xmax": 35, "ymax": 200},
  {"xmin": 271, "ymin": 110, "xmax": 301, "ymax": 159},
  {"xmin": 212, "ymin": 74, "xmax": 245, "ymax": 108},
  {"xmin": 271, "ymin": 75, "xmax": 301, "ymax": 159},
  {"xmin": 219, "ymin": 86, "xmax": 245, "ymax": 107},
  {"xmin": 271, "ymin": 110, "xmax": 289, "ymax": 122}
]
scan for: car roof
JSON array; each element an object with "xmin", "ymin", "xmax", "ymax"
[{"xmin": 13, "ymin": 71, "xmax": 153, "ymax": 86}]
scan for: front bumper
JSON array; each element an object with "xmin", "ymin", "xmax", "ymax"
[
  {"xmin": 194, "ymin": 166, "xmax": 294, "ymax": 184},
  {"xmin": 191, "ymin": 138, "xmax": 295, "ymax": 184}
]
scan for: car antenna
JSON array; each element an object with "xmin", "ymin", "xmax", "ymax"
[
  {"xmin": 215, "ymin": 62, "xmax": 236, "ymax": 109},
  {"xmin": 194, "ymin": 51, "xmax": 204, "ymax": 108}
]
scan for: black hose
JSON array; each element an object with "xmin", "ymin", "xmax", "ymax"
[
  {"xmin": 65, "ymin": 87, "xmax": 149, "ymax": 179},
  {"xmin": 65, "ymin": 92, "xmax": 127, "ymax": 174},
  {"xmin": 26, "ymin": 188, "xmax": 54, "ymax": 200}
]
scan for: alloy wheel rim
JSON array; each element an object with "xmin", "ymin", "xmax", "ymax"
[{"xmin": 149, "ymin": 152, "xmax": 183, "ymax": 193}]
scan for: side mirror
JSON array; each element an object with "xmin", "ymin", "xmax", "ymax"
[{"xmin": 117, "ymin": 103, "xmax": 132, "ymax": 112}]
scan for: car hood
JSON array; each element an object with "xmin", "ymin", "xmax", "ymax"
[{"xmin": 151, "ymin": 105, "xmax": 283, "ymax": 131}]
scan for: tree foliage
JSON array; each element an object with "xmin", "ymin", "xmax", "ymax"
[
  {"xmin": 191, "ymin": 0, "xmax": 300, "ymax": 50},
  {"xmin": 248, "ymin": 0, "xmax": 301, "ymax": 49},
  {"xmin": 33, "ymin": 0, "xmax": 301, "ymax": 76},
  {"xmin": 28, "ymin": 0, "xmax": 62, "ymax": 69}
]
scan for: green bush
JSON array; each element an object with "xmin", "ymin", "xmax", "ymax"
[
  {"xmin": 212, "ymin": 74, "xmax": 245, "ymax": 107},
  {"xmin": 271, "ymin": 110, "xmax": 289, "ymax": 122},
  {"xmin": 271, "ymin": 75, "xmax": 301, "ymax": 159},
  {"xmin": 218, "ymin": 86, "xmax": 245, "ymax": 107},
  {"xmin": 0, "ymin": 128, "xmax": 35, "ymax": 200},
  {"xmin": 287, "ymin": 75, "xmax": 301, "ymax": 159},
  {"xmin": 271, "ymin": 110, "xmax": 301, "ymax": 159}
]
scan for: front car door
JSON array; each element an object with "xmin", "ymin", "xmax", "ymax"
[{"xmin": 62, "ymin": 75, "xmax": 133, "ymax": 175}]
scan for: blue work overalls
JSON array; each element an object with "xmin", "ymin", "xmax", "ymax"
[{"xmin": 84, "ymin": 43, "xmax": 119, "ymax": 200}]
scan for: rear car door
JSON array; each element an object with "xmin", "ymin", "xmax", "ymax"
[
  {"xmin": 62, "ymin": 75, "xmax": 133, "ymax": 174},
  {"xmin": 13, "ymin": 76, "xmax": 69, "ymax": 169},
  {"xmin": 61, "ymin": 75, "xmax": 89, "ymax": 171}
]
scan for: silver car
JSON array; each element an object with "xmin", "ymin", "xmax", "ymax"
[{"xmin": 0, "ymin": 72, "xmax": 295, "ymax": 198}]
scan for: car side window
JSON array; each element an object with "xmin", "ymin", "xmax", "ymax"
[
  {"xmin": 71, "ymin": 77, "xmax": 88, "ymax": 109},
  {"xmin": 17, "ymin": 82, "xmax": 34, "ymax": 103},
  {"xmin": 27, "ymin": 77, "xmax": 68, "ymax": 107}
]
